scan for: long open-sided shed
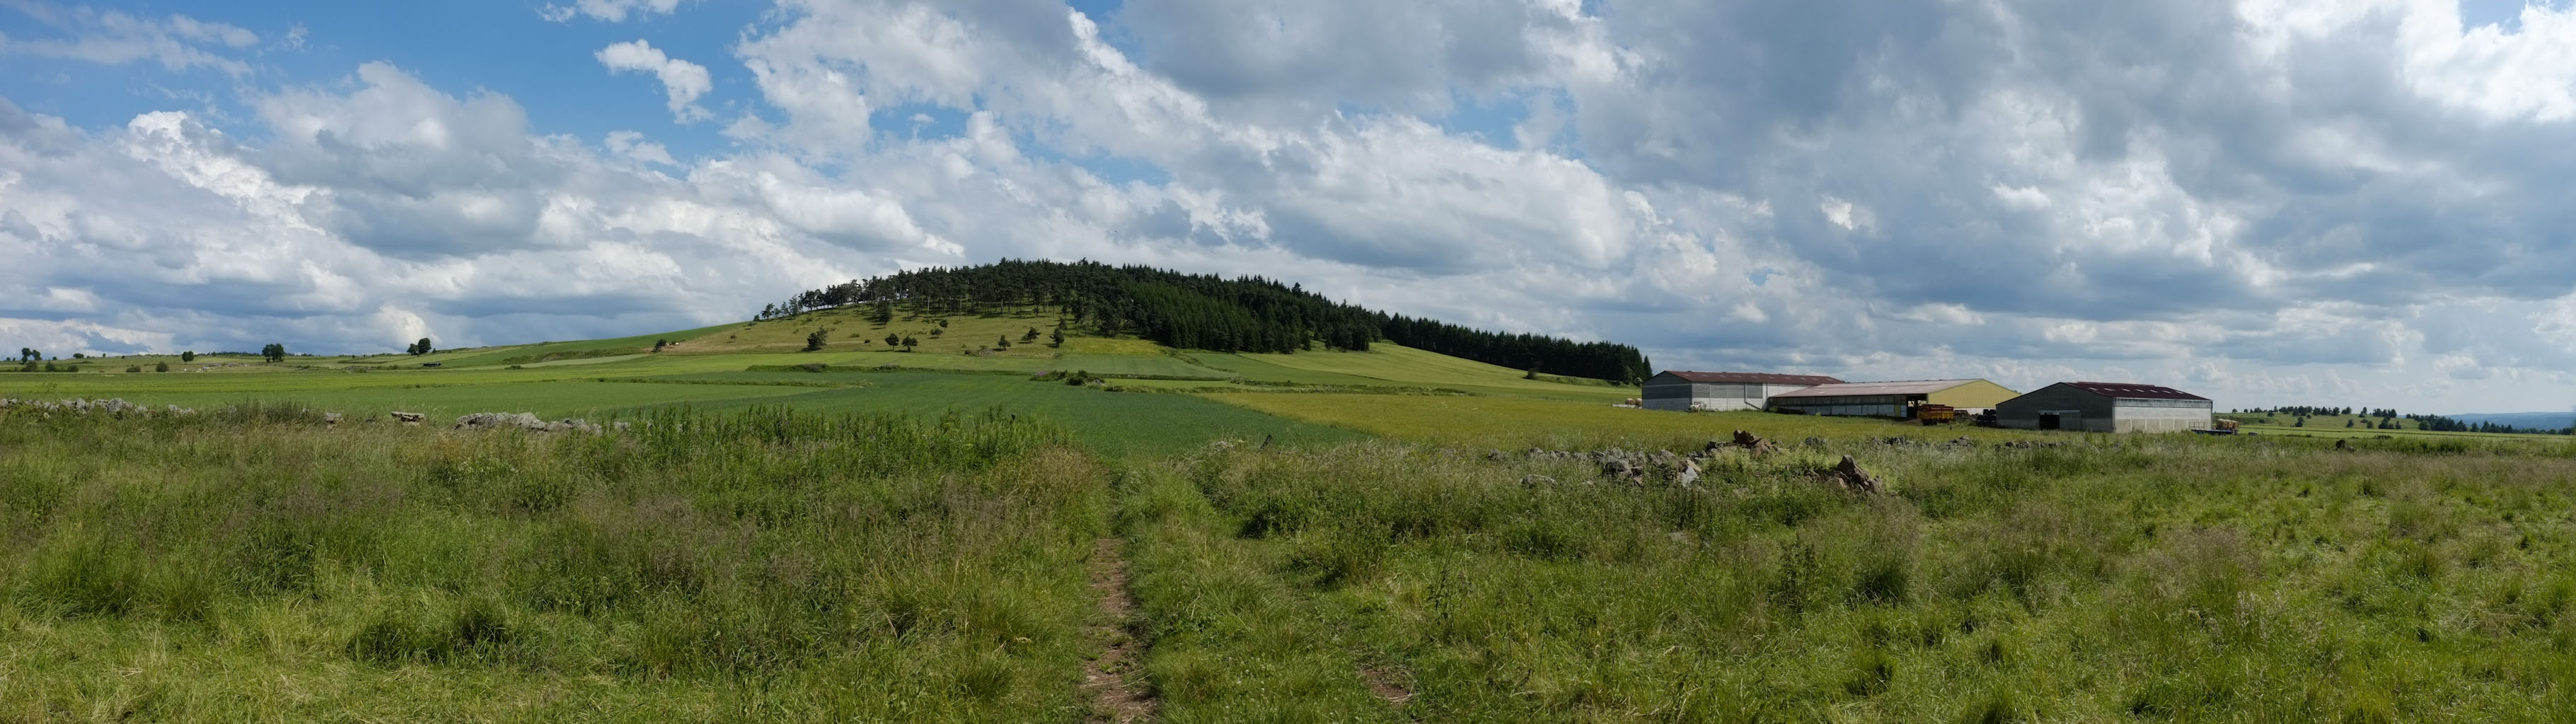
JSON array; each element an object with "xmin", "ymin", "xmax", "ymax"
[
  {"xmin": 1640, "ymin": 370, "xmax": 1844, "ymax": 411},
  {"xmin": 1767, "ymin": 379, "xmax": 2021, "ymax": 418},
  {"xmin": 1994, "ymin": 382, "xmax": 2213, "ymax": 433}
]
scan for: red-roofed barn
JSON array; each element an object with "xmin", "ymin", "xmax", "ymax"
[{"xmin": 1994, "ymin": 382, "xmax": 2213, "ymax": 433}]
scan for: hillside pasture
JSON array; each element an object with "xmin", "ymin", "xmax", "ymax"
[{"xmin": 1216, "ymin": 344, "xmax": 1629, "ymax": 401}]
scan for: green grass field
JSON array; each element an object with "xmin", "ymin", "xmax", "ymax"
[
  {"xmin": 17, "ymin": 309, "xmax": 2576, "ymax": 720},
  {"xmin": 1, "ymin": 406, "xmax": 1108, "ymax": 722},
  {"xmin": 634, "ymin": 372, "xmax": 1367, "ymax": 459}
]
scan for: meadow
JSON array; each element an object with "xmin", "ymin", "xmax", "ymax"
[
  {"xmin": 1, "ymin": 404, "xmax": 1109, "ymax": 723},
  {"xmin": 10, "ymin": 315, "xmax": 2576, "ymax": 721},
  {"xmin": 1113, "ymin": 433, "xmax": 2576, "ymax": 723}
]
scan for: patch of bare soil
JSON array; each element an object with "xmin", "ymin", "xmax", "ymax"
[
  {"xmin": 1360, "ymin": 665, "xmax": 1414, "ymax": 707},
  {"xmin": 1085, "ymin": 537, "xmax": 1157, "ymax": 723}
]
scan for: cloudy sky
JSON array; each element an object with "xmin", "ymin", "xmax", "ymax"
[{"xmin": 3, "ymin": 0, "xmax": 2573, "ymax": 412}]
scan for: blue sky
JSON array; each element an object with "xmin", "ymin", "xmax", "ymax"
[{"xmin": 5, "ymin": 0, "xmax": 2576, "ymax": 412}]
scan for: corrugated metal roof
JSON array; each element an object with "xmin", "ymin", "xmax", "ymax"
[
  {"xmin": 1656, "ymin": 370, "xmax": 1845, "ymax": 385},
  {"xmin": 1772, "ymin": 379, "xmax": 1988, "ymax": 398},
  {"xmin": 2064, "ymin": 382, "xmax": 2209, "ymax": 401}
]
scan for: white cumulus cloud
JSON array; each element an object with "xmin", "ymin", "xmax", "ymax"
[{"xmin": 596, "ymin": 40, "xmax": 713, "ymax": 122}]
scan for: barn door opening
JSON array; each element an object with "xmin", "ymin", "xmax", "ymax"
[{"xmin": 2038, "ymin": 413, "xmax": 2061, "ymax": 430}]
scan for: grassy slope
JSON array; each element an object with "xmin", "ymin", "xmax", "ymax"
[{"xmin": 1199, "ymin": 344, "xmax": 1629, "ymax": 401}]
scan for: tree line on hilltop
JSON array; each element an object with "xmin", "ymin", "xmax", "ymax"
[
  {"xmin": 753, "ymin": 259, "xmax": 1654, "ymax": 383},
  {"xmin": 2234, "ymin": 405, "xmax": 2574, "ymax": 435}
]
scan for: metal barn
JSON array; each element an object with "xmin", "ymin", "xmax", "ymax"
[
  {"xmin": 1640, "ymin": 371, "xmax": 1844, "ymax": 411},
  {"xmin": 1993, "ymin": 382, "xmax": 2213, "ymax": 433},
  {"xmin": 1767, "ymin": 379, "xmax": 2021, "ymax": 418}
]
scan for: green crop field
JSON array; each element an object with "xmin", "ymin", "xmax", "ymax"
[
  {"xmin": 14, "ymin": 309, "xmax": 2576, "ymax": 721},
  {"xmin": 633, "ymin": 372, "xmax": 1368, "ymax": 459}
]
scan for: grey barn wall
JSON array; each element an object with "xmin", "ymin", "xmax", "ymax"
[
  {"xmin": 1639, "ymin": 375, "xmax": 1815, "ymax": 411},
  {"xmin": 1994, "ymin": 383, "xmax": 2115, "ymax": 431},
  {"xmin": 2110, "ymin": 401, "xmax": 2214, "ymax": 433},
  {"xmin": 1770, "ymin": 394, "xmax": 1907, "ymax": 417},
  {"xmin": 1995, "ymin": 383, "xmax": 2213, "ymax": 433}
]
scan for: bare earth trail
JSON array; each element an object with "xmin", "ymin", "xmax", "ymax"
[{"xmin": 1084, "ymin": 537, "xmax": 1157, "ymax": 723}]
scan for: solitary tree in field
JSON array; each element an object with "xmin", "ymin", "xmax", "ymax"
[
  {"xmin": 1022, "ymin": 326, "xmax": 1039, "ymax": 342},
  {"xmin": 884, "ymin": 332, "xmax": 901, "ymax": 346},
  {"xmin": 804, "ymin": 329, "xmax": 829, "ymax": 351},
  {"xmin": 262, "ymin": 343, "xmax": 287, "ymax": 363},
  {"xmin": 155, "ymin": 361, "xmax": 169, "ymax": 373},
  {"xmin": 407, "ymin": 337, "xmax": 433, "ymax": 356},
  {"xmin": 996, "ymin": 335, "xmax": 1012, "ymax": 349},
  {"xmin": 1049, "ymin": 326, "xmax": 1063, "ymax": 346},
  {"xmin": 180, "ymin": 351, "xmax": 195, "ymax": 362},
  {"xmin": 901, "ymin": 336, "xmax": 918, "ymax": 352},
  {"xmin": 652, "ymin": 338, "xmax": 669, "ymax": 352}
]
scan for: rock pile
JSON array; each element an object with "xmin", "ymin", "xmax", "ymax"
[
  {"xmin": 1492, "ymin": 432, "xmax": 1896, "ymax": 495},
  {"xmin": 1823, "ymin": 455, "xmax": 1883, "ymax": 494},
  {"xmin": 0, "ymin": 397, "xmax": 192, "ymax": 416},
  {"xmin": 454, "ymin": 411, "xmax": 603, "ymax": 434},
  {"xmin": 1725, "ymin": 429, "xmax": 1777, "ymax": 455}
]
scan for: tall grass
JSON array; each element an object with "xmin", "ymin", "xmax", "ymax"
[
  {"xmin": 1119, "ymin": 435, "xmax": 2576, "ymax": 722},
  {"xmin": 0, "ymin": 404, "xmax": 1108, "ymax": 722}
]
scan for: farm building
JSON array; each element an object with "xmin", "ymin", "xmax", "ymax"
[
  {"xmin": 1640, "ymin": 370, "xmax": 1844, "ymax": 411},
  {"xmin": 1767, "ymin": 379, "xmax": 2021, "ymax": 418},
  {"xmin": 1994, "ymin": 382, "xmax": 2213, "ymax": 433}
]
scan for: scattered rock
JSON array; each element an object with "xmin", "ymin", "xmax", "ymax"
[
  {"xmin": 455, "ymin": 411, "xmax": 545, "ymax": 431},
  {"xmin": 1674, "ymin": 457, "xmax": 1702, "ymax": 489},
  {"xmin": 1824, "ymin": 455, "xmax": 1884, "ymax": 494},
  {"xmin": 1803, "ymin": 436, "xmax": 1829, "ymax": 448},
  {"xmin": 323, "ymin": 412, "xmax": 342, "ymax": 426},
  {"xmin": 1600, "ymin": 457, "xmax": 1638, "ymax": 481},
  {"xmin": 2334, "ymin": 439, "xmax": 2352, "ymax": 450},
  {"xmin": 1729, "ymin": 429, "xmax": 1778, "ymax": 455},
  {"xmin": 1943, "ymin": 436, "xmax": 1976, "ymax": 449},
  {"xmin": 390, "ymin": 411, "xmax": 426, "ymax": 425},
  {"xmin": 0, "ymin": 397, "xmax": 171, "ymax": 417}
]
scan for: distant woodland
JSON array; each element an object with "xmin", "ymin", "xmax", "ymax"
[{"xmin": 757, "ymin": 259, "xmax": 1653, "ymax": 383}]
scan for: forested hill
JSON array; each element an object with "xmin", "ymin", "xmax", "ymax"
[{"xmin": 756, "ymin": 259, "xmax": 1653, "ymax": 383}]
